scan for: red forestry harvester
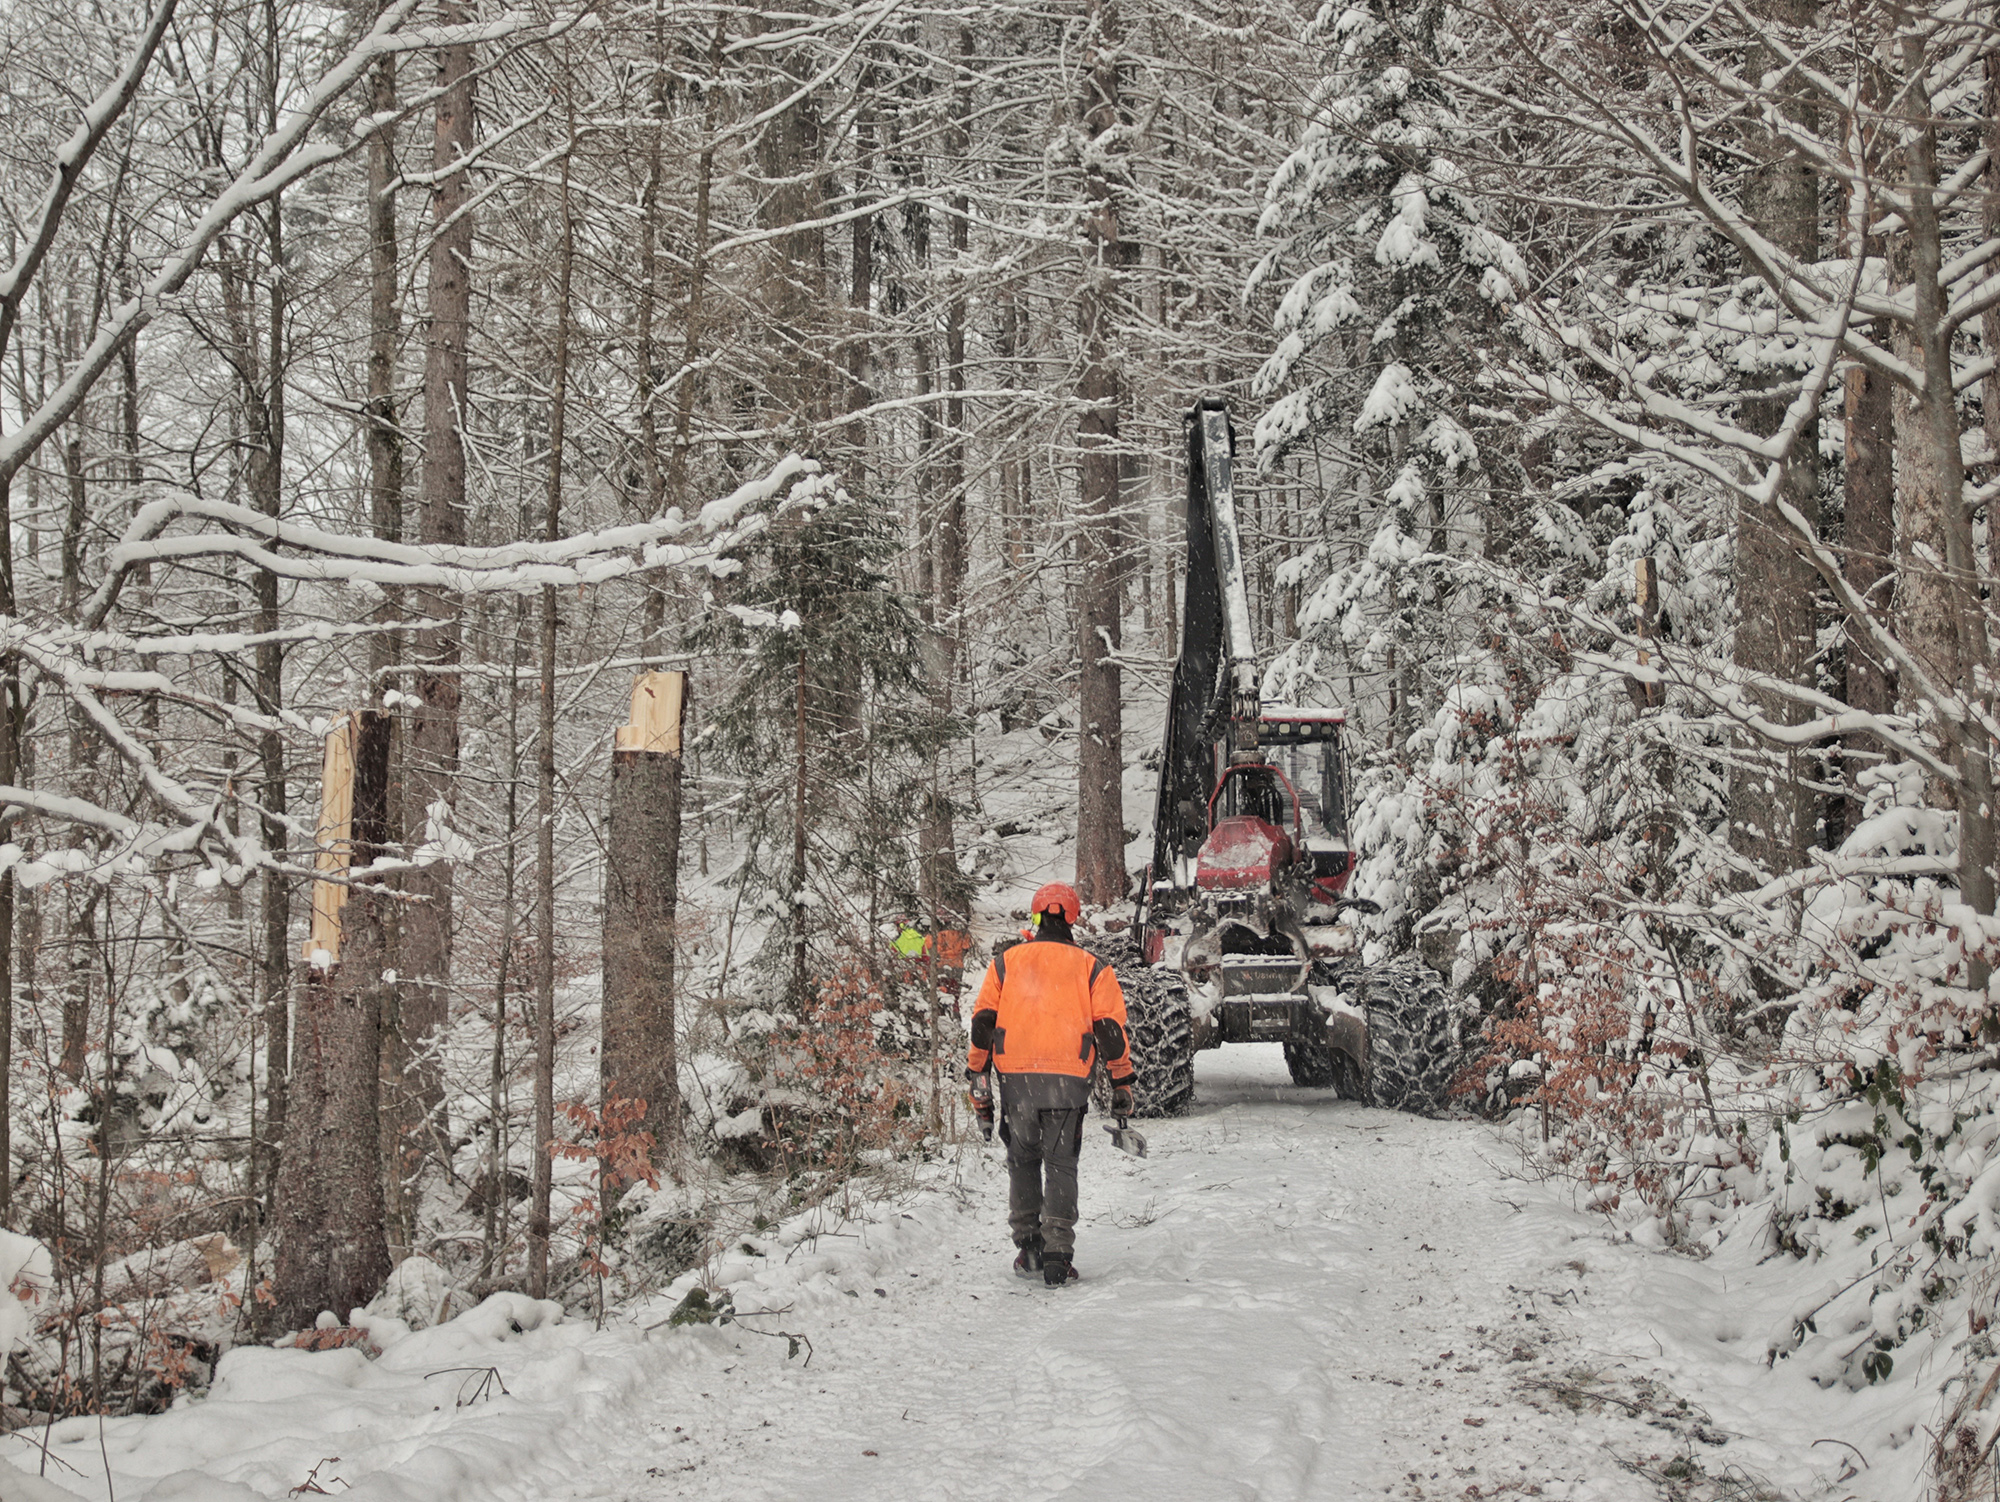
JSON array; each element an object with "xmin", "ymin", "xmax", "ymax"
[{"xmin": 1106, "ymin": 396, "xmax": 1465, "ymax": 1118}]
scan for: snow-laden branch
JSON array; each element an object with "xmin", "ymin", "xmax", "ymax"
[
  {"xmin": 1495, "ymin": 252, "xmax": 1992, "ymax": 751},
  {"xmin": 1438, "ymin": 64, "xmax": 1820, "ymax": 322},
  {"xmin": 385, "ymin": 102, "xmax": 552, "ymax": 192},
  {"xmin": 0, "ymin": 622, "xmax": 306, "ymax": 742},
  {"xmin": 25, "ymin": 645, "xmax": 266, "ymax": 873},
  {"xmin": 1570, "ymin": 645, "xmax": 1957, "ymax": 784},
  {"xmin": 1456, "ymin": 543, "xmax": 1963, "ymax": 786},
  {"xmin": 3, "ymin": 459, "xmax": 833, "ymax": 883},
  {"xmin": 1737, "ymin": 850, "xmax": 1959, "ymax": 916},
  {"xmin": 54, "ymin": 617, "xmax": 446, "ymax": 660},
  {"xmin": 81, "ymin": 459, "xmax": 827, "ymax": 628},
  {"xmin": 1443, "ymin": 11, "xmax": 1981, "ymax": 390},
  {"xmin": 0, "ymin": 788, "xmax": 136, "ymax": 837}
]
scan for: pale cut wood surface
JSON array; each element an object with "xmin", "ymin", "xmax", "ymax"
[
  {"xmin": 614, "ymin": 670, "xmax": 686, "ymax": 754},
  {"xmin": 303, "ymin": 713, "xmax": 357, "ymax": 963}
]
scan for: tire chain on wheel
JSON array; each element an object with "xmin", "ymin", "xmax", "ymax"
[
  {"xmin": 1080, "ymin": 935, "xmax": 1195, "ymax": 1118},
  {"xmin": 1076, "ymin": 937, "xmax": 1463, "ymax": 1116},
  {"xmin": 1360, "ymin": 955, "xmax": 1470, "ymax": 1117}
]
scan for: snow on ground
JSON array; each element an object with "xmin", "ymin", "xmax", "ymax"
[{"xmin": 3, "ymin": 1045, "xmax": 1933, "ymax": 1502}]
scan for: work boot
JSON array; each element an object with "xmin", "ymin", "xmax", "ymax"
[
  {"xmin": 1043, "ymin": 1254, "xmax": 1078, "ymax": 1287},
  {"xmin": 1013, "ymin": 1238, "xmax": 1044, "ymax": 1279}
]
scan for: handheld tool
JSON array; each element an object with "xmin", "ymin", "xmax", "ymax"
[{"xmin": 1103, "ymin": 1115, "xmax": 1148, "ymax": 1158}]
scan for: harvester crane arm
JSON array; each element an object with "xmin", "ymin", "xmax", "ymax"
[
  {"xmin": 1148, "ymin": 396, "xmax": 1263, "ymax": 888},
  {"xmin": 1192, "ymin": 398, "xmax": 1262, "ymax": 742}
]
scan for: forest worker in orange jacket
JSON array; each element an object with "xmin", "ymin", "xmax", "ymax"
[{"xmin": 965, "ymin": 881, "xmax": 1135, "ymax": 1286}]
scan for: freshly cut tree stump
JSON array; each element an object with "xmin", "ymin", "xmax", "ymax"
[
  {"xmin": 273, "ymin": 711, "xmax": 393, "ymax": 1331},
  {"xmin": 602, "ymin": 672, "xmax": 687, "ymax": 1166}
]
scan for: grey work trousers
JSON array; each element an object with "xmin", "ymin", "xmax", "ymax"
[{"xmin": 999, "ymin": 1072, "xmax": 1090, "ymax": 1258}]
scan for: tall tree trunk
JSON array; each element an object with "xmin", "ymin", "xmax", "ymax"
[
  {"xmin": 754, "ymin": 36, "xmax": 830, "ymax": 433},
  {"xmin": 272, "ymin": 714, "xmax": 394, "ymax": 1331},
  {"xmin": 0, "ymin": 469, "xmax": 15, "ymax": 1213},
  {"xmin": 406, "ymin": 10, "xmax": 476, "ymax": 1139},
  {"xmin": 1842, "ymin": 362, "xmax": 1895, "ymax": 730},
  {"xmin": 845, "ymin": 84, "xmax": 875, "ymax": 467},
  {"xmin": 918, "ymin": 44, "xmax": 971, "ymax": 930},
  {"xmin": 602, "ymin": 675, "xmax": 686, "ymax": 1168},
  {"xmin": 363, "ymin": 19, "xmax": 416, "ymax": 1257},
  {"xmin": 793, "ymin": 650, "xmax": 809, "ymax": 1003},
  {"xmin": 528, "ymin": 138, "xmax": 575, "ymax": 1300},
  {"xmin": 250, "ymin": 195, "xmax": 291, "ymax": 1206},
  {"xmin": 1840, "ymin": 148, "xmax": 1895, "ymax": 838},
  {"xmin": 915, "ymin": 333, "xmax": 936, "ymax": 617},
  {"xmin": 634, "ymin": 2, "xmax": 671, "ymax": 654},
  {"xmin": 1074, "ymin": 0, "xmax": 1127, "ymax": 907},
  {"xmin": 1897, "ymin": 43, "xmax": 1996, "ymax": 934},
  {"xmin": 1984, "ymin": 54, "xmax": 2000, "ymax": 490},
  {"xmin": 665, "ymin": 21, "xmax": 724, "ymax": 520},
  {"xmin": 997, "ymin": 286, "xmax": 1022, "ymax": 571},
  {"xmin": 938, "ymin": 32, "xmax": 970, "ymax": 631},
  {"xmin": 57, "ymin": 429, "xmax": 95, "ymax": 1085},
  {"xmin": 919, "ymin": 29, "xmax": 973, "ymax": 933},
  {"xmin": 1728, "ymin": 0, "xmax": 1819, "ymax": 875},
  {"xmin": 365, "ymin": 39, "xmax": 403, "ymax": 656},
  {"xmin": 118, "ymin": 231, "xmax": 148, "ymax": 629},
  {"xmin": 1842, "ymin": 56, "xmax": 1896, "ymax": 770},
  {"xmin": 482, "ymin": 608, "xmax": 526, "ymax": 1282},
  {"xmin": 61, "ymin": 893, "xmax": 98, "ymax": 1081}
]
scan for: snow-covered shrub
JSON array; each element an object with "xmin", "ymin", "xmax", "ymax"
[
  {"xmin": 548, "ymin": 1092, "xmax": 665, "ymax": 1311},
  {"xmin": 764, "ymin": 961, "xmax": 921, "ymax": 1180},
  {"xmin": 1417, "ymin": 652, "xmax": 1765, "ymax": 1240},
  {"xmin": 1728, "ymin": 767, "xmax": 2000, "ymax": 1402},
  {"xmin": 1762, "ymin": 1061, "xmax": 1994, "ymax": 1388}
]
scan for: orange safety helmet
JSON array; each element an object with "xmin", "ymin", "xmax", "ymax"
[{"xmin": 1030, "ymin": 881, "xmax": 1081, "ymax": 924}]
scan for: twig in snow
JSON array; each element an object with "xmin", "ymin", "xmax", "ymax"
[
  {"xmin": 1812, "ymin": 1438, "xmax": 1869, "ymax": 1469},
  {"xmin": 6, "ymin": 1425, "xmax": 86, "ymax": 1479},
  {"xmin": 423, "ymin": 1366, "xmax": 511, "ymax": 1407},
  {"xmin": 287, "ymin": 1456, "xmax": 349, "ymax": 1495},
  {"xmin": 729, "ymin": 1318, "xmax": 814, "ymax": 1368}
]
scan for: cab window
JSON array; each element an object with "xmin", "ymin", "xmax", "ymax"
[
  {"xmin": 1269, "ymin": 743, "xmax": 1346, "ymax": 841},
  {"xmin": 1220, "ymin": 767, "xmax": 1294, "ymax": 830}
]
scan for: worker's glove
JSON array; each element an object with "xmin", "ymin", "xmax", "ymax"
[{"xmin": 1110, "ymin": 1082, "xmax": 1134, "ymax": 1119}]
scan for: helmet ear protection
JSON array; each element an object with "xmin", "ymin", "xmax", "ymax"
[{"xmin": 1029, "ymin": 881, "xmax": 1081, "ymax": 924}]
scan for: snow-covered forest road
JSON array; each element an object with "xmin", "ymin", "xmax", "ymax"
[
  {"xmin": 7, "ymin": 1046, "xmax": 1927, "ymax": 1501},
  {"xmin": 560, "ymin": 1047, "xmax": 1907, "ymax": 1502}
]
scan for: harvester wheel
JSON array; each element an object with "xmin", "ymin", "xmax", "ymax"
[
  {"xmin": 1362, "ymin": 956, "xmax": 1469, "ymax": 1117},
  {"xmin": 1083, "ymin": 935, "xmax": 1195, "ymax": 1118},
  {"xmin": 1282, "ymin": 1037, "xmax": 1340, "ymax": 1088}
]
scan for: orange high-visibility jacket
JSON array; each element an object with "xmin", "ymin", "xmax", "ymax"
[
  {"xmin": 926, "ymin": 929, "xmax": 973, "ymax": 968},
  {"xmin": 965, "ymin": 937, "xmax": 1135, "ymax": 1084}
]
